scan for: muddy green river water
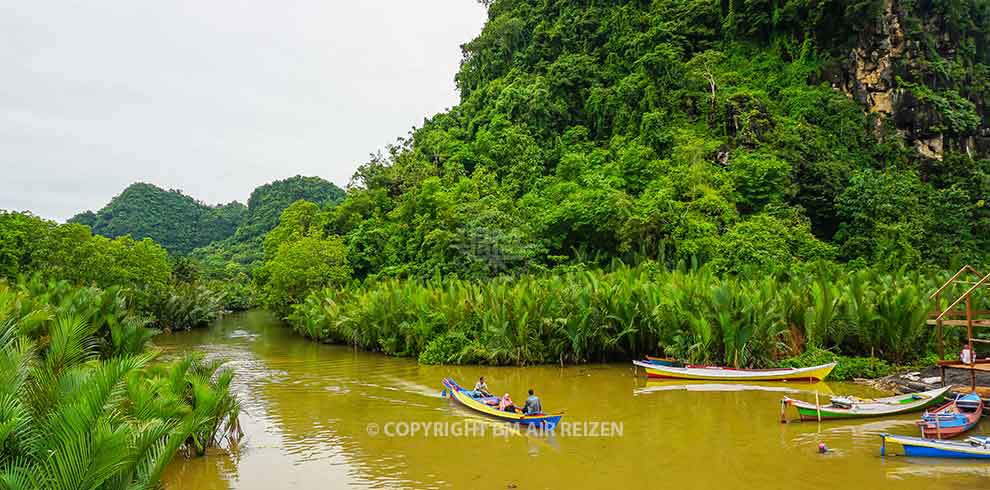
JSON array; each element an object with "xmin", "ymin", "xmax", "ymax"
[{"xmin": 156, "ymin": 311, "xmax": 990, "ymax": 489}]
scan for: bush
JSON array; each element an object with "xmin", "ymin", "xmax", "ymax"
[
  {"xmin": 775, "ymin": 346, "xmax": 894, "ymax": 381},
  {"xmin": 418, "ymin": 331, "xmax": 472, "ymax": 365},
  {"xmin": 153, "ymin": 283, "xmax": 223, "ymax": 331}
]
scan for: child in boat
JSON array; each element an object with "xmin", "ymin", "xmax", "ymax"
[{"xmin": 499, "ymin": 393, "xmax": 517, "ymax": 412}]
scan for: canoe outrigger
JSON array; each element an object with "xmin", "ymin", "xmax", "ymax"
[
  {"xmin": 881, "ymin": 433, "xmax": 990, "ymax": 459},
  {"xmin": 633, "ymin": 360, "xmax": 836, "ymax": 381},
  {"xmin": 782, "ymin": 386, "xmax": 952, "ymax": 421},
  {"xmin": 441, "ymin": 378, "xmax": 563, "ymax": 430}
]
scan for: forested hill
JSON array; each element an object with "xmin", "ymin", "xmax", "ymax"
[
  {"xmin": 69, "ymin": 182, "xmax": 246, "ymax": 254},
  {"xmin": 306, "ymin": 0, "xmax": 989, "ymax": 280},
  {"xmin": 71, "ymin": 176, "xmax": 345, "ymax": 258},
  {"xmin": 233, "ymin": 175, "xmax": 346, "ymax": 242},
  {"xmin": 190, "ymin": 176, "xmax": 346, "ymax": 276}
]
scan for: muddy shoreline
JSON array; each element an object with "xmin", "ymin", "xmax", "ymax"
[{"xmin": 862, "ymin": 365, "xmax": 990, "ymax": 400}]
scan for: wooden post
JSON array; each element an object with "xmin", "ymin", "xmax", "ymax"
[
  {"xmin": 967, "ymin": 294, "xmax": 976, "ymax": 390},
  {"xmin": 935, "ymin": 291, "xmax": 944, "ymax": 360},
  {"xmin": 815, "ymin": 392, "xmax": 822, "ymax": 423}
]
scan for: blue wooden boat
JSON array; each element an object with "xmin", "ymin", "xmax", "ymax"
[
  {"xmin": 881, "ymin": 433, "xmax": 990, "ymax": 459},
  {"xmin": 917, "ymin": 392, "xmax": 984, "ymax": 439},
  {"xmin": 644, "ymin": 356, "xmax": 683, "ymax": 367},
  {"xmin": 441, "ymin": 378, "xmax": 563, "ymax": 430}
]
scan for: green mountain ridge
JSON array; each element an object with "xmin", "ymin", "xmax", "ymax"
[
  {"xmin": 71, "ymin": 176, "xmax": 346, "ymax": 267},
  {"xmin": 69, "ymin": 182, "xmax": 246, "ymax": 255}
]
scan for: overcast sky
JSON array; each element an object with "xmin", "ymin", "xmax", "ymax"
[{"xmin": 0, "ymin": 0, "xmax": 487, "ymax": 221}]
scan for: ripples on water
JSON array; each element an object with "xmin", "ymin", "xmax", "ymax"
[{"xmin": 159, "ymin": 311, "xmax": 990, "ymax": 490}]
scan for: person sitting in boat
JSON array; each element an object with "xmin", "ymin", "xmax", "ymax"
[
  {"xmin": 522, "ymin": 389, "xmax": 542, "ymax": 415},
  {"xmin": 474, "ymin": 376, "xmax": 492, "ymax": 397},
  {"xmin": 499, "ymin": 393, "xmax": 517, "ymax": 412}
]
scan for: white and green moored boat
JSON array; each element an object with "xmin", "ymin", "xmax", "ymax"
[{"xmin": 782, "ymin": 386, "xmax": 952, "ymax": 421}]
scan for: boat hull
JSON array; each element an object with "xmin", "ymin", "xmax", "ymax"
[
  {"xmin": 882, "ymin": 434, "xmax": 990, "ymax": 459},
  {"xmin": 633, "ymin": 360, "xmax": 836, "ymax": 381},
  {"xmin": 784, "ymin": 386, "xmax": 951, "ymax": 421},
  {"xmin": 441, "ymin": 378, "xmax": 563, "ymax": 430}
]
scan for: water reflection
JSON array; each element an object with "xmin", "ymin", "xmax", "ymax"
[
  {"xmin": 885, "ymin": 459, "xmax": 990, "ymax": 480},
  {"xmin": 158, "ymin": 311, "xmax": 989, "ymax": 490},
  {"xmin": 635, "ymin": 380, "xmax": 835, "ymax": 396}
]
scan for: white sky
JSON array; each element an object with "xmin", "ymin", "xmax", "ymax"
[{"xmin": 0, "ymin": 0, "xmax": 487, "ymax": 221}]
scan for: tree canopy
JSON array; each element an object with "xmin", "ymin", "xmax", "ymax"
[{"xmin": 286, "ymin": 0, "xmax": 990, "ymax": 282}]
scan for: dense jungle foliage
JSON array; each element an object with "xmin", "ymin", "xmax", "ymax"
[
  {"xmin": 0, "ymin": 211, "xmax": 223, "ymax": 330},
  {"xmin": 0, "ymin": 278, "xmax": 240, "ymax": 489},
  {"xmin": 254, "ymin": 0, "xmax": 990, "ymax": 370},
  {"xmin": 297, "ymin": 0, "xmax": 989, "ymax": 280}
]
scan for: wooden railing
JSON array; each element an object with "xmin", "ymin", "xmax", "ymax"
[{"xmin": 928, "ymin": 265, "xmax": 990, "ymax": 360}]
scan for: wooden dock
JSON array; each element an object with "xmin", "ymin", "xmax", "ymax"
[{"xmin": 929, "ymin": 266, "xmax": 990, "ymax": 390}]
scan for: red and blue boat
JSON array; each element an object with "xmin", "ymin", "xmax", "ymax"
[
  {"xmin": 881, "ymin": 433, "xmax": 990, "ymax": 459},
  {"xmin": 917, "ymin": 392, "xmax": 984, "ymax": 439},
  {"xmin": 441, "ymin": 378, "xmax": 563, "ymax": 430}
]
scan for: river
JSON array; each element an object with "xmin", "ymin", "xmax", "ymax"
[{"xmin": 157, "ymin": 311, "xmax": 990, "ymax": 489}]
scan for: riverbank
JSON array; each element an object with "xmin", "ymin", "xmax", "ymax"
[{"xmin": 868, "ymin": 365, "xmax": 990, "ymax": 400}]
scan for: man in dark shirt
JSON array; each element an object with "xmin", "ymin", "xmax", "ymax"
[{"xmin": 522, "ymin": 388, "xmax": 542, "ymax": 414}]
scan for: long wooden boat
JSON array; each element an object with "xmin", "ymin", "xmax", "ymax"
[
  {"xmin": 917, "ymin": 392, "xmax": 983, "ymax": 439},
  {"xmin": 782, "ymin": 386, "xmax": 952, "ymax": 421},
  {"xmin": 632, "ymin": 360, "xmax": 836, "ymax": 381},
  {"xmin": 881, "ymin": 433, "xmax": 990, "ymax": 459},
  {"xmin": 440, "ymin": 378, "xmax": 563, "ymax": 430}
]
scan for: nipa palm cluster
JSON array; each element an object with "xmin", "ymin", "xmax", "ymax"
[
  {"xmin": 0, "ymin": 279, "xmax": 240, "ymax": 490},
  {"xmin": 290, "ymin": 262, "xmax": 954, "ymax": 367}
]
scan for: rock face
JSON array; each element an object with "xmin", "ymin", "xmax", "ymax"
[{"xmin": 829, "ymin": 0, "xmax": 989, "ymax": 161}]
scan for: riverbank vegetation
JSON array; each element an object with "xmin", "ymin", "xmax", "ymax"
[
  {"xmin": 0, "ymin": 211, "xmax": 225, "ymax": 331},
  {"xmin": 288, "ymin": 262, "xmax": 961, "ymax": 376},
  {"xmin": 0, "ymin": 279, "xmax": 240, "ymax": 488}
]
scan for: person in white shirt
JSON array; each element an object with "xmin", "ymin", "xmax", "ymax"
[{"xmin": 473, "ymin": 376, "xmax": 492, "ymax": 397}]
